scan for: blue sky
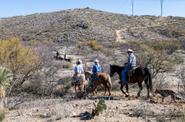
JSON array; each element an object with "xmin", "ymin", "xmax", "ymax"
[{"xmin": 0, "ymin": 0, "xmax": 185, "ymax": 18}]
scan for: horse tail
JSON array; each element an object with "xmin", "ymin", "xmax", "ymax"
[
  {"xmin": 107, "ymin": 75, "xmax": 112, "ymax": 90},
  {"xmin": 144, "ymin": 67, "xmax": 153, "ymax": 93}
]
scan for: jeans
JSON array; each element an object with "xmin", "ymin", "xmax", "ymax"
[{"xmin": 121, "ymin": 64, "xmax": 131, "ymax": 85}]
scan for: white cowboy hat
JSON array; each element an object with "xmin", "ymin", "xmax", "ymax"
[
  {"xmin": 127, "ymin": 48, "xmax": 133, "ymax": 53},
  {"xmin": 94, "ymin": 59, "xmax": 99, "ymax": 63}
]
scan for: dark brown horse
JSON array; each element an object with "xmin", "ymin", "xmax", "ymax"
[
  {"xmin": 85, "ymin": 71, "xmax": 112, "ymax": 96},
  {"xmin": 109, "ymin": 64, "xmax": 153, "ymax": 98}
]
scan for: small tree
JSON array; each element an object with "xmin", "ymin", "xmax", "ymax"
[{"xmin": 0, "ymin": 38, "xmax": 41, "ymax": 94}]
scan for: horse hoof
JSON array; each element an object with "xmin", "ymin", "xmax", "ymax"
[{"xmin": 125, "ymin": 93, "xmax": 129, "ymax": 97}]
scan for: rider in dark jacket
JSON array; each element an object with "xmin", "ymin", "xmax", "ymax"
[{"xmin": 92, "ymin": 59, "xmax": 102, "ymax": 81}]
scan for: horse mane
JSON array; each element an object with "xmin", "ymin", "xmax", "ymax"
[
  {"xmin": 110, "ymin": 64, "xmax": 124, "ymax": 71},
  {"xmin": 111, "ymin": 64, "xmax": 124, "ymax": 68}
]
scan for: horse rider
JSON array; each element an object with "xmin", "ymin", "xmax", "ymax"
[
  {"xmin": 73, "ymin": 59, "xmax": 85, "ymax": 84},
  {"xmin": 121, "ymin": 49, "xmax": 136, "ymax": 85},
  {"xmin": 92, "ymin": 59, "xmax": 102, "ymax": 82}
]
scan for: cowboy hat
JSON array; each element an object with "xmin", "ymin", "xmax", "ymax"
[
  {"xmin": 94, "ymin": 59, "xmax": 99, "ymax": 63},
  {"xmin": 127, "ymin": 48, "xmax": 133, "ymax": 53}
]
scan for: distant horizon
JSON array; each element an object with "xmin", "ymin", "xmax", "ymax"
[
  {"xmin": 1, "ymin": 7, "xmax": 185, "ymax": 19},
  {"xmin": 1, "ymin": 0, "xmax": 185, "ymax": 18}
]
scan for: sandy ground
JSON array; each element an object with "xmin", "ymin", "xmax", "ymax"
[{"xmin": 3, "ymin": 91, "xmax": 185, "ymax": 122}]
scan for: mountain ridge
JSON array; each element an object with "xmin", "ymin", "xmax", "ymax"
[{"xmin": 1, "ymin": 8, "xmax": 185, "ymax": 44}]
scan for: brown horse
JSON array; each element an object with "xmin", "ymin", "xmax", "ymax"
[
  {"xmin": 85, "ymin": 71, "xmax": 112, "ymax": 96},
  {"xmin": 109, "ymin": 64, "xmax": 153, "ymax": 98}
]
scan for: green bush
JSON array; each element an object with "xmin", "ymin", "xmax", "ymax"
[
  {"xmin": 0, "ymin": 67, "xmax": 12, "ymax": 89},
  {"xmin": 0, "ymin": 109, "xmax": 5, "ymax": 121},
  {"xmin": 96, "ymin": 99, "xmax": 106, "ymax": 115}
]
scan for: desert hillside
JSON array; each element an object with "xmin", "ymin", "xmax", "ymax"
[
  {"xmin": 1, "ymin": 8, "xmax": 185, "ymax": 44},
  {"xmin": 0, "ymin": 8, "xmax": 185, "ymax": 122}
]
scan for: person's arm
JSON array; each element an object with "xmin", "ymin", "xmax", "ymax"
[
  {"xmin": 81, "ymin": 64, "xmax": 84, "ymax": 73},
  {"xmin": 100, "ymin": 65, "xmax": 103, "ymax": 72}
]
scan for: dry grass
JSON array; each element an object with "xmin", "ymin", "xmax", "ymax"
[{"xmin": 129, "ymin": 103, "xmax": 185, "ymax": 122}]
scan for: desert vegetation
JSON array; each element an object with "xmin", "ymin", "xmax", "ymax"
[{"xmin": 0, "ymin": 8, "xmax": 185, "ymax": 122}]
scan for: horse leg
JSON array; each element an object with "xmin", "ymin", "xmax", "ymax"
[
  {"xmin": 137, "ymin": 82, "xmax": 143, "ymax": 97},
  {"xmin": 93, "ymin": 84, "xmax": 97, "ymax": 95},
  {"xmin": 125, "ymin": 84, "xmax": 129, "ymax": 97},
  {"xmin": 107, "ymin": 83, "xmax": 111, "ymax": 96},
  {"xmin": 103, "ymin": 83, "xmax": 107, "ymax": 95},
  {"xmin": 74, "ymin": 85, "xmax": 78, "ymax": 96},
  {"xmin": 84, "ymin": 81, "xmax": 87, "ymax": 95},
  {"xmin": 120, "ymin": 85, "xmax": 126, "ymax": 96},
  {"xmin": 144, "ymin": 79, "xmax": 150, "ymax": 98}
]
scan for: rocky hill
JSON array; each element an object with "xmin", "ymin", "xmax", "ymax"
[
  {"xmin": 1, "ymin": 8, "xmax": 185, "ymax": 122},
  {"xmin": 1, "ymin": 8, "xmax": 185, "ymax": 44}
]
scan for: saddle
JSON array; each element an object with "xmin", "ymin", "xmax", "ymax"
[{"xmin": 128, "ymin": 66, "xmax": 137, "ymax": 82}]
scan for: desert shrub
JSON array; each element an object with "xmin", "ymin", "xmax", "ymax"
[
  {"xmin": 77, "ymin": 40, "xmax": 112, "ymax": 56},
  {"xmin": 62, "ymin": 62, "xmax": 72, "ymax": 69},
  {"xmin": 0, "ymin": 67, "xmax": 12, "ymax": 89},
  {"xmin": 0, "ymin": 38, "xmax": 41, "ymax": 95},
  {"xmin": 150, "ymin": 40, "xmax": 180, "ymax": 54},
  {"xmin": 92, "ymin": 99, "xmax": 107, "ymax": 116},
  {"xmin": 0, "ymin": 38, "xmax": 41, "ymax": 80},
  {"xmin": 96, "ymin": 99, "xmax": 106, "ymax": 113},
  {"xmin": 87, "ymin": 40, "xmax": 103, "ymax": 51},
  {"xmin": 172, "ymin": 54, "xmax": 184, "ymax": 65},
  {"xmin": 0, "ymin": 109, "xmax": 5, "ymax": 121},
  {"xmin": 137, "ymin": 43, "xmax": 174, "ymax": 78}
]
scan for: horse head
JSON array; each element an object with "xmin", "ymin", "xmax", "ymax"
[
  {"xmin": 109, "ymin": 64, "xmax": 124, "ymax": 77},
  {"xmin": 109, "ymin": 64, "xmax": 115, "ymax": 77},
  {"xmin": 84, "ymin": 71, "xmax": 93, "ymax": 80}
]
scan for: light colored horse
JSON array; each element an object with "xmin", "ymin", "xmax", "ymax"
[{"xmin": 72, "ymin": 74, "xmax": 88, "ymax": 96}]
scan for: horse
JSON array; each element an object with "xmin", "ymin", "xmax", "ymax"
[
  {"xmin": 109, "ymin": 64, "xmax": 153, "ymax": 98},
  {"xmin": 85, "ymin": 71, "xmax": 112, "ymax": 96},
  {"xmin": 72, "ymin": 74, "xmax": 88, "ymax": 97}
]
